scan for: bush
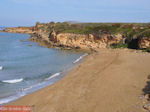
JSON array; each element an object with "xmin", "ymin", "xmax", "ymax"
[
  {"xmin": 110, "ymin": 43, "xmax": 128, "ymax": 49},
  {"xmin": 142, "ymin": 48, "xmax": 150, "ymax": 52},
  {"xmin": 136, "ymin": 29, "xmax": 150, "ymax": 38}
]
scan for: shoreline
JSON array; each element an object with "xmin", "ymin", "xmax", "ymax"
[
  {"xmin": 0, "ymin": 51, "xmax": 88, "ymax": 105},
  {"xmin": 2, "ymin": 52, "xmax": 89, "ymax": 105},
  {"xmin": 0, "ymin": 32, "xmax": 89, "ymax": 105},
  {"xmin": 7, "ymin": 49, "xmax": 150, "ymax": 112},
  {"xmin": 0, "ymin": 30, "xmax": 94, "ymax": 53},
  {"xmin": 0, "ymin": 53, "xmax": 88, "ymax": 105},
  {"xmin": 1, "ymin": 30, "xmax": 150, "ymax": 112}
]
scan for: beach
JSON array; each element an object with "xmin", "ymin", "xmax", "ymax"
[
  {"xmin": 8, "ymin": 49, "xmax": 150, "ymax": 112},
  {"xmin": 0, "ymin": 32, "xmax": 84, "ymax": 104}
]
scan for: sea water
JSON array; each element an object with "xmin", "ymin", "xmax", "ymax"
[{"xmin": 0, "ymin": 32, "xmax": 86, "ymax": 104}]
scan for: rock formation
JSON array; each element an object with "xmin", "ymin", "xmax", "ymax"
[
  {"xmin": 3, "ymin": 27, "xmax": 35, "ymax": 34},
  {"xmin": 1, "ymin": 22, "xmax": 150, "ymax": 50},
  {"xmin": 30, "ymin": 30, "xmax": 124, "ymax": 50},
  {"xmin": 138, "ymin": 37, "xmax": 150, "ymax": 49}
]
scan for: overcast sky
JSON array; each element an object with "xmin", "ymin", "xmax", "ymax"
[{"xmin": 0, "ymin": 0, "xmax": 150, "ymax": 26}]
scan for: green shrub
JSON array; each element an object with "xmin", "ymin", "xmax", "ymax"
[
  {"xmin": 142, "ymin": 48, "xmax": 150, "ymax": 52},
  {"xmin": 110, "ymin": 43, "xmax": 128, "ymax": 49},
  {"xmin": 136, "ymin": 29, "xmax": 150, "ymax": 38}
]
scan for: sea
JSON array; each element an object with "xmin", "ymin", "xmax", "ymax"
[{"xmin": 0, "ymin": 32, "xmax": 87, "ymax": 105}]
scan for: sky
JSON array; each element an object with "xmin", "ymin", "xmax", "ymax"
[{"xmin": 0, "ymin": 0, "xmax": 150, "ymax": 26}]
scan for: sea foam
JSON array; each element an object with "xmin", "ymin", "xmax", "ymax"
[
  {"xmin": 0, "ymin": 93, "xmax": 26, "ymax": 105},
  {"xmin": 2, "ymin": 78, "xmax": 24, "ymax": 84},
  {"xmin": 73, "ymin": 53, "xmax": 88, "ymax": 64},
  {"xmin": 0, "ymin": 66, "xmax": 3, "ymax": 70},
  {"xmin": 46, "ymin": 72, "xmax": 61, "ymax": 80}
]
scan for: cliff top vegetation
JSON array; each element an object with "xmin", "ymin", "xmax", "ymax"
[{"xmin": 35, "ymin": 22, "xmax": 150, "ymax": 38}]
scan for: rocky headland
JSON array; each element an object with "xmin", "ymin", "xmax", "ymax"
[
  {"xmin": 2, "ymin": 27, "xmax": 36, "ymax": 34},
  {"xmin": 1, "ymin": 22, "xmax": 150, "ymax": 51}
]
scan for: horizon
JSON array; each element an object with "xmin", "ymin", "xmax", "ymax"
[
  {"xmin": 0, "ymin": 0, "xmax": 150, "ymax": 27},
  {"xmin": 1, "ymin": 22, "xmax": 150, "ymax": 27}
]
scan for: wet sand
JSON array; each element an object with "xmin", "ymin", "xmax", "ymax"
[{"xmin": 9, "ymin": 49, "xmax": 150, "ymax": 112}]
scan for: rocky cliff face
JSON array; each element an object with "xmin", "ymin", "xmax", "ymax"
[
  {"xmin": 3, "ymin": 24, "xmax": 150, "ymax": 50},
  {"xmin": 138, "ymin": 37, "xmax": 150, "ymax": 49},
  {"xmin": 30, "ymin": 31, "xmax": 124, "ymax": 50},
  {"xmin": 51, "ymin": 32, "xmax": 123, "ymax": 49}
]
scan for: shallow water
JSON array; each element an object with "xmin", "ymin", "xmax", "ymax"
[{"xmin": 0, "ymin": 32, "xmax": 85, "ymax": 104}]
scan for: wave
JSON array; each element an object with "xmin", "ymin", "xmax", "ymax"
[
  {"xmin": 0, "ymin": 92, "xmax": 26, "ymax": 105},
  {"xmin": 0, "ymin": 72, "xmax": 62, "ymax": 105},
  {"xmin": 73, "ymin": 53, "xmax": 88, "ymax": 64},
  {"xmin": 2, "ymin": 78, "xmax": 24, "ymax": 84},
  {"xmin": 0, "ymin": 72, "xmax": 52, "ymax": 84},
  {"xmin": 0, "ymin": 72, "xmax": 61, "ymax": 104},
  {"xmin": 24, "ymin": 72, "xmax": 61, "ymax": 91},
  {"xmin": 23, "ymin": 82, "xmax": 44, "ymax": 91},
  {"xmin": 0, "ymin": 66, "xmax": 3, "ymax": 70},
  {"xmin": 45, "ymin": 72, "xmax": 61, "ymax": 80},
  {"xmin": 24, "ymin": 72, "xmax": 51, "ymax": 81}
]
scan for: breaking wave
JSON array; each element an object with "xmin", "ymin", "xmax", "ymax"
[
  {"xmin": 73, "ymin": 53, "xmax": 88, "ymax": 64},
  {"xmin": 1, "ymin": 78, "xmax": 24, "ymax": 84},
  {"xmin": 45, "ymin": 72, "xmax": 61, "ymax": 80},
  {"xmin": 0, "ymin": 66, "xmax": 3, "ymax": 70}
]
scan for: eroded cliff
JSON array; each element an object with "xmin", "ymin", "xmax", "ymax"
[
  {"xmin": 30, "ymin": 31, "xmax": 124, "ymax": 50},
  {"xmin": 138, "ymin": 37, "xmax": 150, "ymax": 49},
  {"xmin": 2, "ymin": 22, "xmax": 150, "ymax": 50}
]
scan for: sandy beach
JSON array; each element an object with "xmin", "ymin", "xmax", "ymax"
[{"xmin": 8, "ymin": 49, "xmax": 150, "ymax": 112}]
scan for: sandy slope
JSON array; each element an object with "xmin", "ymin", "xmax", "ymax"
[{"xmin": 9, "ymin": 49, "xmax": 150, "ymax": 112}]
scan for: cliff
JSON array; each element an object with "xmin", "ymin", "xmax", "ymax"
[
  {"xmin": 137, "ymin": 30, "xmax": 150, "ymax": 49},
  {"xmin": 30, "ymin": 31, "xmax": 124, "ymax": 50},
  {"xmin": 23, "ymin": 22, "xmax": 150, "ymax": 50},
  {"xmin": 138, "ymin": 37, "xmax": 150, "ymax": 49},
  {"xmin": 2, "ymin": 22, "xmax": 150, "ymax": 50}
]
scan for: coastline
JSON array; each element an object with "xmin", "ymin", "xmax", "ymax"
[
  {"xmin": 0, "ymin": 31, "xmax": 88, "ymax": 105},
  {"xmin": 0, "ymin": 53, "xmax": 88, "ymax": 105},
  {"xmin": 8, "ymin": 49, "xmax": 150, "ymax": 112},
  {"xmin": 1, "ymin": 26, "xmax": 150, "ymax": 111}
]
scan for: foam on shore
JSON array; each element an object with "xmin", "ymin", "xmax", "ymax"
[
  {"xmin": 45, "ymin": 72, "xmax": 61, "ymax": 80},
  {"xmin": 0, "ymin": 93, "xmax": 26, "ymax": 105},
  {"xmin": 73, "ymin": 53, "xmax": 88, "ymax": 64},
  {"xmin": 0, "ymin": 72, "xmax": 62, "ymax": 105}
]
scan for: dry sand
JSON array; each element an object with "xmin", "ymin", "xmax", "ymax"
[{"xmin": 9, "ymin": 49, "xmax": 150, "ymax": 112}]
